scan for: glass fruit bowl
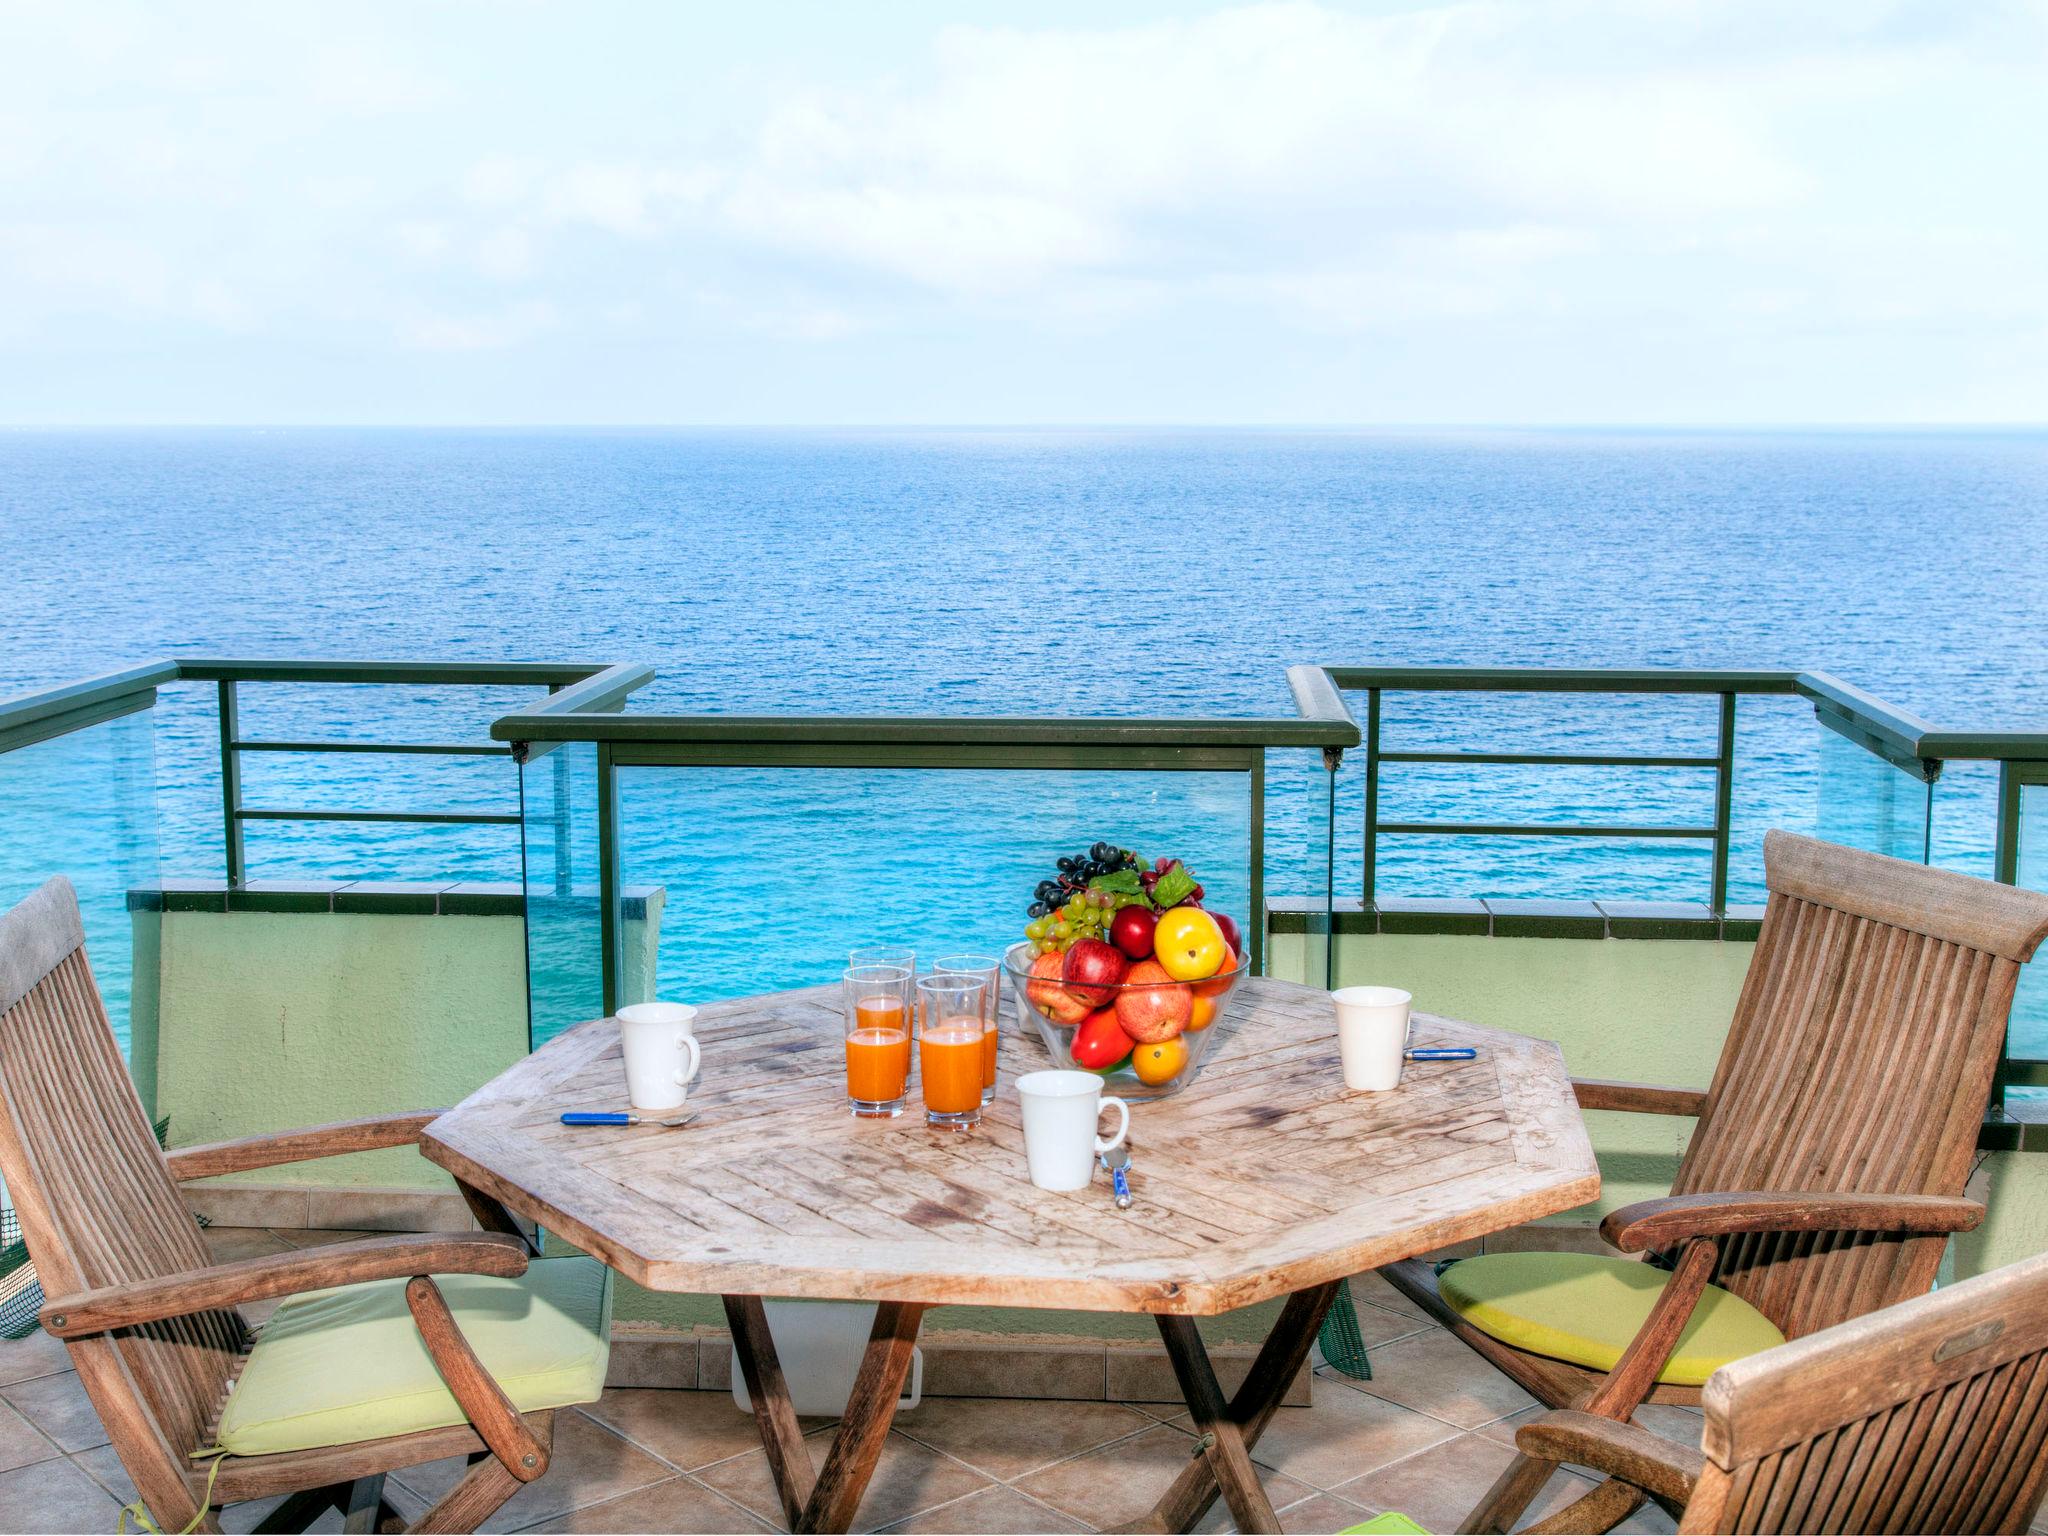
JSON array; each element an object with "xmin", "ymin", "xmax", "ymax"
[{"xmin": 1001, "ymin": 938, "xmax": 1247, "ymax": 1100}]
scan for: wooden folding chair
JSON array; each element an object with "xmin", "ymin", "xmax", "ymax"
[
  {"xmin": 1511, "ymin": 1246, "xmax": 2048, "ymax": 1533},
  {"xmin": 1381, "ymin": 831, "xmax": 2048, "ymax": 1533},
  {"xmin": 0, "ymin": 877, "xmax": 613, "ymax": 1533}
]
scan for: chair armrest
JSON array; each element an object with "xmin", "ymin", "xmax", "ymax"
[
  {"xmin": 40, "ymin": 1232, "xmax": 528, "ymax": 1338},
  {"xmin": 1515, "ymin": 1409, "xmax": 1704, "ymax": 1506},
  {"xmin": 165, "ymin": 1110, "xmax": 448, "ymax": 1181},
  {"xmin": 1571, "ymin": 1079, "xmax": 1708, "ymax": 1117},
  {"xmin": 1601, "ymin": 1192, "xmax": 1985, "ymax": 1254}
]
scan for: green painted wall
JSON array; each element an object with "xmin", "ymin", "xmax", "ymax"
[{"xmin": 147, "ymin": 910, "xmax": 530, "ymax": 1189}]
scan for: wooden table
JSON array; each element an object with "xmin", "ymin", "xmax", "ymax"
[{"xmin": 421, "ymin": 977, "xmax": 1597, "ymax": 1534}]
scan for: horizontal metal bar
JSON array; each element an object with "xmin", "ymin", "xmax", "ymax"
[
  {"xmin": 1794, "ymin": 671, "xmax": 1940, "ymax": 764},
  {"xmin": 2003, "ymin": 1060, "xmax": 2048, "ymax": 1088},
  {"xmin": 497, "ymin": 711, "xmax": 1357, "ymax": 750},
  {"xmin": 1285, "ymin": 665, "xmax": 1360, "ymax": 736},
  {"xmin": 231, "ymin": 739, "xmax": 511, "ymax": 757},
  {"xmin": 1327, "ymin": 666, "xmax": 1802, "ymax": 695},
  {"xmin": 1375, "ymin": 822, "xmax": 1720, "ymax": 839},
  {"xmin": 608, "ymin": 740, "xmax": 1261, "ymax": 773},
  {"xmin": 1919, "ymin": 732, "xmax": 2048, "ymax": 761},
  {"xmin": 1377, "ymin": 750, "xmax": 1722, "ymax": 769},
  {"xmin": 235, "ymin": 808, "xmax": 521, "ymax": 826},
  {"xmin": 521, "ymin": 663, "xmax": 658, "ymax": 716},
  {"xmin": 173, "ymin": 658, "xmax": 611, "ymax": 687}
]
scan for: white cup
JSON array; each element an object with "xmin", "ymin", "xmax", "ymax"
[
  {"xmin": 618, "ymin": 1002, "xmax": 702, "ymax": 1112},
  {"xmin": 1332, "ymin": 986, "xmax": 1411, "ymax": 1091},
  {"xmin": 1017, "ymin": 1070, "xmax": 1130, "ymax": 1192}
]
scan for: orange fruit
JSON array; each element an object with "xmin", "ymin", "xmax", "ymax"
[
  {"xmin": 1193, "ymin": 946, "xmax": 1239, "ymax": 999},
  {"xmin": 1187, "ymin": 992, "xmax": 1218, "ymax": 1031},
  {"xmin": 1131, "ymin": 1037, "xmax": 1189, "ymax": 1086}
]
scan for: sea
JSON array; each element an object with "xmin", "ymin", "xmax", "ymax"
[{"xmin": 3, "ymin": 427, "xmax": 2046, "ymax": 1045}]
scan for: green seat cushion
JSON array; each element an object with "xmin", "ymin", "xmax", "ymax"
[
  {"xmin": 1339, "ymin": 1515, "xmax": 1431, "ymax": 1534},
  {"xmin": 1438, "ymin": 1251, "xmax": 1783, "ymax": 1388},
  {"xmin": 215, "ymin": 1255, "xmax": 612, "ymax": 1457}
]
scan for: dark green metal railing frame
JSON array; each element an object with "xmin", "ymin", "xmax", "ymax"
[{"xmin": 1326, "ymin": 665, "xmax": 2048, "ymax": 1119}]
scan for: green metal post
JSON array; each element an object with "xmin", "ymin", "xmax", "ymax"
[
  {"xmin": 218, "ymin": 680, "xmax": 244, "ymax": 886},
  {"xmin": 1249, "ymin": 752, "xmax": 1265, "ymax": 977},
  {"xmin": 597, "ymin": 742, "xmax": 621, "ymax": 1017},
  {"xmin": 1710, "ymin": 691, "xmax": 1736, "ymax": 915},
  {"xmin": 1362, "ymin": 689, "xmax": 1381, "ymax": 911}
]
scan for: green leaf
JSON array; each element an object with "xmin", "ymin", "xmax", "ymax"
[
  {"xmin": 1089, "ymin": 869, "xmax": 1143, "ymax": 896},
  {"xmin": 1152, "ymin": 861, "xmax": 1198, "ymax": 908}
]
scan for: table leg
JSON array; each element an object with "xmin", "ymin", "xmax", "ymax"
[
  {"xmin": 1127, "ymin": 1280, "xmax": 1341, "ymax": 1535},
  {"xmin": 722, "ymin": 1295, "xmax": 928, "ymax": 1535}
]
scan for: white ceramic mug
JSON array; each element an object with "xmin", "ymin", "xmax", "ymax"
[
  {"xmin": 1332, "ymin": 986, "xmax": 1411, "ymax": 1091},
  {"xmin": 1017, "ymin": 1069, "xmax": 1130, "ymax": 1192},
  {"xmin": 617, "ymin": 1002, "xmax": 701, "ymax": 1112}
]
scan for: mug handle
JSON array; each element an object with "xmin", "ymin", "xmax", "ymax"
[
  {"xmin": 673, "ymin": 1034, "xmax": 702, "ymax": 1088},
  {"xmin": 1094, "ymin": 1095, "xmax": 1130, "ymax": 1156}
]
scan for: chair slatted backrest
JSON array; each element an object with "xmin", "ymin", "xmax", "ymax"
[
  {"xmin": 0, "ymin": 878, "xmax": 244, "ymax": 1475},
  {"xmin": 1674, "ymin": 831, "xmax": 2048, "ymax": 1340},
  {"xmin": 1684, "ymin": 1247, "xmax": 2048, "ymax": 1534}
]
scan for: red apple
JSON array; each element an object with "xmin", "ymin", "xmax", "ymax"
[
  {"xmin": 1211, "ymin": 911, "xmax": 1241, "ymax": 955},
  {"xmin": 1062, "ymin": 937, "xmax": 1129, "ymax": 1009},
  {"xmin": 1109, "ymin": 904, "xmax": 1157, "ymax": 961},
  {"xmin": 1026, "ymin": 948, "xmax": 1090, "ymax": 1025},
  {"xmin": 1115, "ymin": 959, "xmax": 1191, "ymax": 1043}
]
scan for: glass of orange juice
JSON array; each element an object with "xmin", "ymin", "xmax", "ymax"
[
  {"xmin": 842, "ymin": 965, "xmax": 911, "ymax": 1118},
  {"xmin": 933, "ymin": 955, "xmax": 1001, "ymax": 1105},
  {"xmin": 915, "ymin": 974, "xmax": 988, "ymax": 1130}
]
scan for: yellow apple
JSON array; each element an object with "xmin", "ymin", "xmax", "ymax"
[{"xmin": 1154, "ymin": 907, "xmax": 1226, "ymax": 981}]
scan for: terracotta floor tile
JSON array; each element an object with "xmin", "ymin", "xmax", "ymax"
[
  {"xmin": 892, "ymin": 1395, "xmax": 1157, "ymax": 1479},
  {"xmin": 524, "ymin": 1473, "xmax": 775, "ymax": 1533},
  {"xmin": 1248, "ymin": 1383, "xmax": 1461, "ymax": 1489},
  {"xmin": 582, "ymin": 1387, "xmax": 827, "ymax": 1472},
  {"xmin": 389, "ymin": 1407, "xmax": 675, "ymax": 1533},
  {"xmin": 1346, "ymin": 1270, "xmax": 1433, "ymax": 1321},
  {"xmin": 1331, "ymin": 1432, "xmax": 1599, "ymax": 1533},
  {"xmin": 1273, "ymin": 1490, "xmax": 1378, "ymax": 1534},
  {"xmin": 876, "ymin": 1483, "xmax": 1090, "ymax": 1534},
  {"xmin": 0, "ymin": 1395, "xmax": 57, "ymax": 1475},
  {"xmin": 0, "ymin": 1329, "xmax": 72, "ymax": 1387},
  {"xmin": 1015, "ymin": 1421, "xmax": 1314, "ymax": 1532},
  {"xmin": 0, "ymin": 1456, "xmax": 125, "ymax": 1534},
  {"xmin": 1347, "ymin": 1330, "xmax": 1536, "ymax": 1429},
  {"xmin": 67, "ymin": 1442, "xmax": 136, "ymax": 1505},
  {"xmin": 0, "ymin": 1369, "xmax": 108, "ymax": 1452},
  {"xmin": 696, "ymin": 1426, "xmax": 991, "ymax": 1533}
]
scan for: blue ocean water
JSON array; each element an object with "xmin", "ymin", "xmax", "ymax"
[{"xmin": 3, "ymin": 428, "xmax": 2046, "ymax": 1033}]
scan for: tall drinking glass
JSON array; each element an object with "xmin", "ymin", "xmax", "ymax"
[
  {"xmin": 934, "ymin": 954, "xmax": 1002, "ymax": 1105},
  {"xmin": 916, "ymin": 974, "xmax": 987, "ymax": 1131},
  {"xmin": 842, "ymin": 965, "xmax": 911, "ymax": 1118},
  {"xmin": 850, "ymin": 945, "xmax": 916, "ymax": 976}
]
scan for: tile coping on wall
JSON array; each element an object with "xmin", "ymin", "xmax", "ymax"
[
  {"xmin": 1269, "ymin": 896, "xmax": 1766, "ymax": 942},
  {"xmin": 127, "ymin": 880, "xmax": 664, "ymax": 918}
]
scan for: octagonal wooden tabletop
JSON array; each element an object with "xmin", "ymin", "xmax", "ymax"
[{"xmin": 420, "ymin": 976, "xmax": 1598, "ymax": 1315}]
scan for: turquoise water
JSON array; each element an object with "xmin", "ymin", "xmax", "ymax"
[{"xmin": 3, "ymin": 428, "xmax": 2046, "ymax": 1036}]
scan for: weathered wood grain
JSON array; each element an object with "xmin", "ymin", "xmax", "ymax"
[{"xmin": 421, "ymin": 977, "xmax": 1598, "ymax": 1315}]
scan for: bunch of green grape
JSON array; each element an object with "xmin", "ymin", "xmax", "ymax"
[{"xmin": 1024, "ymin": 891, "xmax": 1110, "ymax": 956}]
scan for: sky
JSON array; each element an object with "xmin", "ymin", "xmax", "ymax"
[{"xmin": 2, "ymin": 0, "xmax": 2045, "ymax": 426}]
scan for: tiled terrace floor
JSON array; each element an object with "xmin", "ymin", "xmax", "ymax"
[{"xmin": 4, "ymin": 1230, "xmax": 2045, "ymax": 1535}]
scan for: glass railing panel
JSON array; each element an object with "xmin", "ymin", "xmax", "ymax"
[
  {"xmin": 1265, "ymin": 749, "xmax": 1336, "ymax": 988},
  {"xmin": 612, "ymin": 765, "xmax": 1257, "ymax": 1009},
  {"xmin": 0, "ymin": 710, "xmax": 160, "ymax": 1070},
  {"xmin": 1815, "ymin": 720, "xmax": 1932, "ymax": 864},
  {"xmin": 519, "ymin": 742, "xmax": 603, "ymax": 1047}
]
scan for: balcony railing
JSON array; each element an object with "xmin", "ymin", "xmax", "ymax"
[{"xmin": 2, "ymin": 654, "xmax": 2045, "ymax": 1140}]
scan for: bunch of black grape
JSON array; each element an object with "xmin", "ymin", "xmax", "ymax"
[{"xmin": 1023, "ymin": 843, "xmax": 1143, "ymax": 955}]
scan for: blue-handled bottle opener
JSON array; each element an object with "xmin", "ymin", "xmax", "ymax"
[{"xmin": 1405, "ymin": 1047, "xmax": 1477, "ymax": 1061}]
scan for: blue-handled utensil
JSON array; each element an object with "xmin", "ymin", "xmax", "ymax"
[
  {"xmin": 560, "ymin": 1109, "xmax": 697, "ymax": 1128},
  {"xmin": 1405, "ymin": 1047, "xmax": 1477, "ymax": 1061},
  {"xmin": 1100, "ymin": 1143, "xmax": 1134, "ymax": 1210}
]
